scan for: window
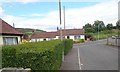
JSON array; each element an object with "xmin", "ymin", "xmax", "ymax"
[
  {"xmin": 3, "ymin": 37, "xmax": 18, "ymax": 45},
  {"xmin": 43, "ymin": 39, "xmax": 46, "ymax": 41},
  {"xmin": 74, "ymin": 36, "xmax": 77, "ymax": 40},
  {"xmin": 48, "ymin": 38, "xmax": 54, "ymax": 40},
  {"xmin": 74, "ymin": 36, "xmax": 80, "ymax": 40},
  {"xmin": 35, "ymin": 39, "xmax": 37, "ymax": 42},
  {"xmin": 67, "ymin": 36, "xmax": 70, "ymax": 39}
]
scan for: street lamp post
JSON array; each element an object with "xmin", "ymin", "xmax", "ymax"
[
  {"xmin": 98, "ymin": 24, "xmax": 99, "ymax": 40},
  {"xmin": 98, "ymin": 22, "xmax": 104, "ymax": 40}
]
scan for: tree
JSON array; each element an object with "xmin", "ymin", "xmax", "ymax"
[
  {"xmin": 93, "ymin": 20, "xmax": 105, "ymax": 32},
  {"xmin": 83, "ymin": 23, "xmax": 95, "ymax": 33},
  {"xmin": 116, "ymin": 20, "xmax": 120, "ymax": 30},
  {"xmin": 106, "ymin": 23, "xmax": 113, "ymax": 30},
  {"xmin": 116, "ymin": 20, "xmax": 120, "ymax": 36}
]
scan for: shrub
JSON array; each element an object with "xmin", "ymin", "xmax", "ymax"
[
  {"xmin": 73, "ymin": 40, "xmax": 80, "ymax": 43},
  {"xmin": 2, "ymin": 39, "xmax": 73, "ymax": 71},
  {"xmin": 2, "ymin": 46, "xmax": 16, "ymax": 67},
  {"xmin": 20, "ymin": 40, "xmax": 29, "ymax": 44},
  {"xmin": 73, "ymin": 39, "xmax": 85, "ymax": 43},
  {"xmin": 2, "ymin": 40, "xmax": 63, "ymax": 71},
  {"xmin": 79, "ymin": 39, "xmax": 85, "ymax": 43},
  {"xmin": 63, "ymin": 39, "xmax": 73, "ymax": 55}
]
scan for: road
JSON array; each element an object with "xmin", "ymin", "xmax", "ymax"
[{"xmin": 60, "ymin": 39, "xmax": 118, "ymax": 70}]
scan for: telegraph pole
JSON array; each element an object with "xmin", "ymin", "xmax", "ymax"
[
  {"xmin": 59, "ymin": 0, "xmax": 64, "ymax": 61},
  {"xmin": 63, "ymin": 6, "xmax": 66, "ymax": 38},
  {"xmin": 59, "ymin": 0, "xmax": 62, "ymax": 41}
]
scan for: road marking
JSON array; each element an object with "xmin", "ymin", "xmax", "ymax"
[{"xmin": 78, "ymin": 48, "xmax": 82, "ymax": 70}]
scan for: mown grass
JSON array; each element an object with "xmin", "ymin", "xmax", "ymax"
[{"xmin": 87, "ymin": 29, "xmax": 119, "ymax": 40}]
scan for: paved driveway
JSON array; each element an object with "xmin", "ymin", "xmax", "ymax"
[{"xmin": 60, "ymin": 39, "xmax": 118, "ymax": 70}]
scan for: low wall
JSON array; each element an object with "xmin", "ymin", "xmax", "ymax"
[{"xmin": 1, "ymin": 68, "xmax": 31, "ymax": 72}]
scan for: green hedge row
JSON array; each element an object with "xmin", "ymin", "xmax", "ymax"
[
  {"xmin": 63, "ymin": 39, "xmax": 73, "ymax": 55},
  {"xmin": 2, "ymin": 39, "xmax": 73, "ymax": 71},
  {"xmin": 73, "ymin": 39, "xmax": 85, "ymax": 43}
]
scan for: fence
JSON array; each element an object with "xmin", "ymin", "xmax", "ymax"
[{"xmin": 107, "ymin": 36, "xmax": 120, "ymax": 47}]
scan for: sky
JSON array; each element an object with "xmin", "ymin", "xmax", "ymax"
[{"xmin": 0, "ymin": 0, "xmax": 119, "ymax": 31}]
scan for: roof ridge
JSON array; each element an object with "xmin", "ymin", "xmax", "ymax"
[{"xmin": 0, "ymin": 18, "xmax": 23, "ymax": 35}]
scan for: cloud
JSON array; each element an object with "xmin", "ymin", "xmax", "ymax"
[
  {"xmin": 64, "ymin": 0, "xmax": 118, "ymax": 28},
  {"xmin": 0, "ymin": 7, "xmax": 4, "ymax": 16},
  {"xmin": 1, "ymin": 0, "xmax": 119, "ymax": 31},
  {"xmin": 19, "ymin": 13, "xmax": 45, "ymax": 17},
  {"xmin": 30, "ymin": 13, "xmax": 45, "ymax": 17},
  {"xmin": 0, "ymin": 0, "xmax": 119, "ymax": 3},
  {"xmin": 0, "ymin": 0, "xmax": 40, "ymax": 3}
]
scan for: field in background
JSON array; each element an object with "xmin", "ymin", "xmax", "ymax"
[{"xmin": 87, "ymin": 29, "xmax": 119, "ymax": 40}]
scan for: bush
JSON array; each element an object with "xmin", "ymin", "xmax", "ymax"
[
  {"xmin": 2, "ymin": 39, "xmax": 73, "ymax": 71},
  {"xmin": 63, "ymin": 39, "xmax": 73, "ymax": 55},
  {"xmin": 79, "ymin": 39, "xmax": 85, "ymax": 43},
  {"xmin": 74, "ymin": 39, "xmax": 85, "ymax": 43},
  {"xmin": 20, "ymin": 40, "xmax": 29, "ymax": 44},
  {"xmin": 73, "ymin": 40, "xmax": 80, "ymax": 43}
]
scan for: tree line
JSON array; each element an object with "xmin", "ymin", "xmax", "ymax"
[{"xmin": 83, "ymin": 20, "xmax": 120, "ymax": 33}]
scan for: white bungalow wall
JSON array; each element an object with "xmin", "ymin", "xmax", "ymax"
[
  {"xmin": 30, "ymin": 38, "xmax": 55, "ymax": 42},
  {"xmin": 55, "ymin": 35, "xmax": 85, "ymax": 41},
  {"xmin": 69, "ymin": 36, "xmax": 75, "ymax": 40},
  {"xmin": 80, "ymin": 35, "xmax": 85, "ymax": 39},
  {"xmin": 30, "ymin": 35, "xmax": 85, "ymax": 42},
  {"xmin": 0, "ymin": 36, "xmax": 3, "ymax": 45}
]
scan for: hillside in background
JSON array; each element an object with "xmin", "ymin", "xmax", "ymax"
[{"xmin": 16, "ymin": 28, "xmax": 46, "ymax": 35}]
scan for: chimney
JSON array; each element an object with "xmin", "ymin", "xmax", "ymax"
[
  {"xmin": 57, "ymin": 26, "xmax": 59, "ymax": 31},
  {"xmin": 13, "ymin": 23, "xmax": 15, "ymax": 28}
]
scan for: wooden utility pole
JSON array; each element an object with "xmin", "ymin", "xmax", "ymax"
[
  {"xmin": 63, "ymin": 6, "xmax": 66, "ymax": 38},
  {"xmin": 59, "ymin": 0, "xmax": 62, "ymax": 41},
  {"xmin": 59, "ymin": 0, "xmax": 64, "ymax": 61}
]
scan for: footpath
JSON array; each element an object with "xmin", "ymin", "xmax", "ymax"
[{"xmin": 60, "ymin": 47, "xmax": 80, "ymax": 70}]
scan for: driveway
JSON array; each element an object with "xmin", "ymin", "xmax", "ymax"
[{"xmin": 60, "ymin": 39, "xmax": 118, "ymax": 70}]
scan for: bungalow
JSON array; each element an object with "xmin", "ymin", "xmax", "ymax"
[
  {"xmin": 56, "ymin": 29, "xmax": 85, "ymax": 40},
  {"xmin": 0, "ymin": 19, "xmax": 23, "ymax": 45},
  {"xmin": 30, "ymin": 32, "xmax": 57, "ymax": 42},
  {"xmin": 30, "ymin": 29, "xmax": 85, "ymax": 42}
]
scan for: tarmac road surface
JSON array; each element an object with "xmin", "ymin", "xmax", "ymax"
[{"xmin": 60, "ymin": 39, "xmax": 118, "ymax": 70}]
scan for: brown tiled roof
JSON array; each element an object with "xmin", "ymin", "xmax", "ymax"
[
  {"xmin": 31, "ymin": 32, "xmax": 57, "ymax": 39},
  {"xmin": 0, "ymin": 19, "xmax": 23, "ymax": 35},
  {"xmin": 31, "ymin": 29, "xmax": 84, "ymax": 39},
  {"xmin": 57, "ymin": 29, "xmax": 85, "ymax": 36}
]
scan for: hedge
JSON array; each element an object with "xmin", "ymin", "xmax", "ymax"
[
  {"xmin": 63, "ymin": 39, "xmax": 73, "ymax": 55},
  {"xmin": 73, "ymin": 39, "xmax": 85, "ymax": 43},
  {"xmin": 2, "ymin": 39, "xmax": 73, "ymax": 71},
  {"xmin": 79, "ymin": 39, "xmax": 85, "ymax": 43}
]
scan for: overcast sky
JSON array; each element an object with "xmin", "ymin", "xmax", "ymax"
[{"xmin": 0, "ymin": 0, "xmax": 119, "ymax": 31}]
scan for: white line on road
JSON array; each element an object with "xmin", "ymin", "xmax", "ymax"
[{"xmin": 78, "ymin": 48, "xmax": 82, "ymax": 70}]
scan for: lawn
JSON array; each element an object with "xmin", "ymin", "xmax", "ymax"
[{"xmin": 87, "ymin": 29, "xmax": 119, "ymax": 40}]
